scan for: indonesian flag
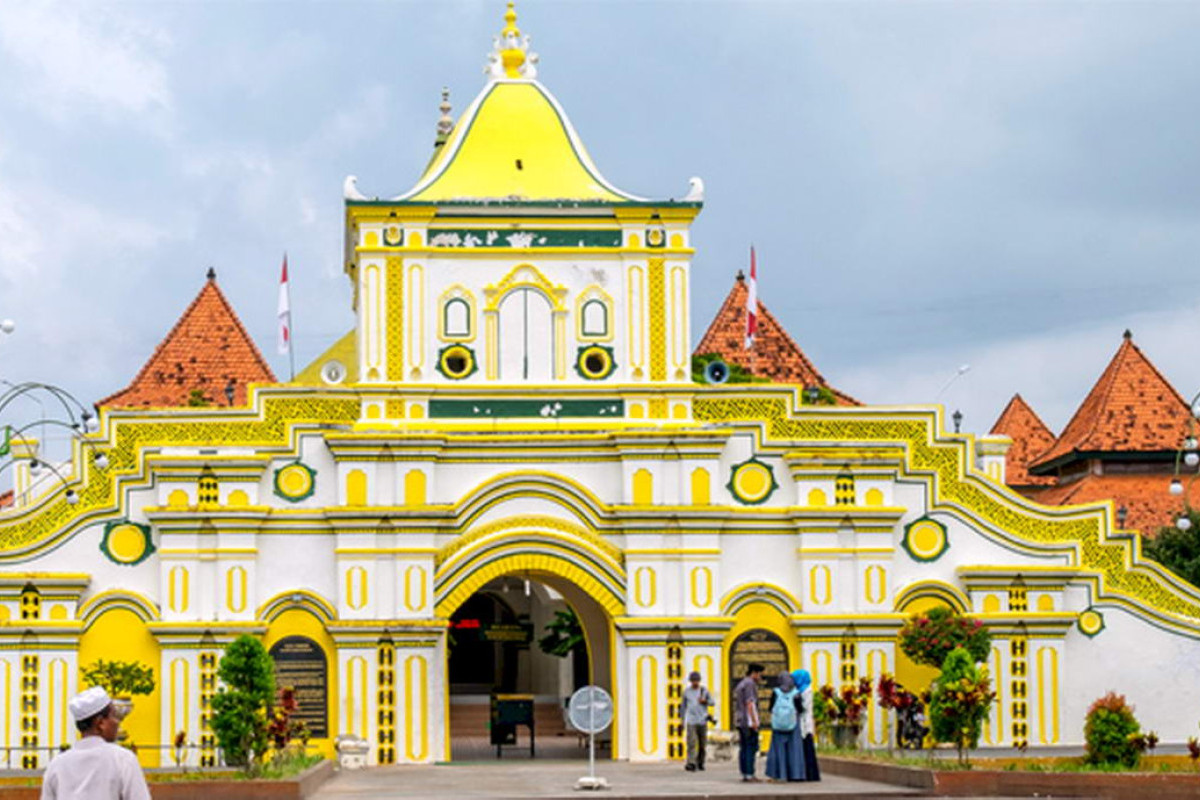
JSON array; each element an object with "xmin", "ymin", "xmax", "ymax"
[
  {"xmin": 277, "ymin": 253, "xmax": 292, "ymax": 356},
  {"xmin": 744, "ymin": 246, "xmax": 758, "ymax": 349}
]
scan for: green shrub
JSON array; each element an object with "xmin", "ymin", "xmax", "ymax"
[
  {"xmin": 928, "ymin": 647, "xmax": 996, "ymax": 765},
  {"xmin": 1084, "ymin": 692, "xmax": 1141, "ymax": 768},
  {"xmin": 211, "ymin": 635, "xmax": 275, "ymax": 771},
  {"xmin": 899, "ymin": 606, "xmax": 991, "ymax": 667},
  {"xmin": 81, "ymin": 659, "xmax": 156, "ymax": 697}
]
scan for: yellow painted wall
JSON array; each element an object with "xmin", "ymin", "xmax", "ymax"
[
  {"xmin": 77, "ymin": 608, "xmax": 162, "ymax": 767},
  {"xmin": 723, "ymin": 601, "xmax": 799, "ymax": 751},
  {"xmin": 263, "ymin": 608, "xmax": 338, "ymax": 759}
]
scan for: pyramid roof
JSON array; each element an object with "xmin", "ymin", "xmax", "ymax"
[
  {"xmin": 694, "ymin": 273, "xmax": 857, "ymax": 404},
  {"xmin": 989, "ymin": 394, "xmax": 1057, "ymax": 487},
  {"xmin": 1030, "ymin": 332, "xmax": 1191, "ymax": 471},
  {"xmin": 99, "ymin": 272, "xmax": 276, "ymax": 408}
]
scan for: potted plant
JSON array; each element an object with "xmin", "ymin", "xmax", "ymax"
[
  {"xmin": 81, "ymin": 659, "xmax": 156, "ymax": 718},
  {"xmin": 814, "ymin": 678, "xmax": 872, "ymax": 749}
]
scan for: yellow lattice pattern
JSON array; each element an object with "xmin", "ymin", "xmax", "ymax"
[
  {"xmin": 386, "ymin": 256, "xmax": 404, "ymax": 382},
  {"xmin": 692, "ymin": 395, "xmax": 1200, "ymax": 623},
  {"xmin": 0, "ymin": 396, "xmax": 360, "ymax": 554},
  {"xmin": 648, "ymin": 258, "xmax": 666, "ymax": 382},
  {"xmin": 666, "ymin": 643, "xmax": 684, "ymax": 760}
]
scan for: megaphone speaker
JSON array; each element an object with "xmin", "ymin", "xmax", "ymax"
[{"xmin": 704, "ymin": 359, "xmax": 730, "ymax": 384}]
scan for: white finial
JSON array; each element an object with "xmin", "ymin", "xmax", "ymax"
[
  {"xmin": 437, "ymin": 87, "xmax": 454, "ymax": 136},
  {"xmin": 343, "ymin": 175, "xmax": 368, "ymax": 201},
  {"xmin": 683, "ymin": 176, "xmax": 705, "ymax": 202}
]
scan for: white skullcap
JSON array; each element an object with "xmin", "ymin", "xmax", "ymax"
[{"xmin": 69, "ymin": 686, "xmax": 112, "ymax": 722}]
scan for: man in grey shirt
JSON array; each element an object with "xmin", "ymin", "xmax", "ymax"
[
  {"xmin": 679, "ymin": 671, "xmax": 713, "ymax": 771},
  {"xmin": 733, "ymin": 663, "xmax": 765, "ymax": 782}
]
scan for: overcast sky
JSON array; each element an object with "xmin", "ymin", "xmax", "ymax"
[{"xmin": 2, "ymin": 0, "xmax": 1199, "ymax": 442}]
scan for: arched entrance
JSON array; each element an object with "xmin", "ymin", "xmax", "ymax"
[{"xmin": 435, "ymin": 530, "xmax": 624, "ymax": 762}]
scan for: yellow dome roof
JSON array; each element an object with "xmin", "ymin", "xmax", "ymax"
[{"xmin": 397, "ymin": 80, "xmax": 643, "ymax": 203}]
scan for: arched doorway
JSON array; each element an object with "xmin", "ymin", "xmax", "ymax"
[{"xmin": 444, "ymin": 573, "xmax": 613, "ymax": 760}]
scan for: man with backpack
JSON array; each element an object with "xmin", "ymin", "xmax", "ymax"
[{"xmin": 679, "ymin": 670, "xmax": 713, "ymax": 772}]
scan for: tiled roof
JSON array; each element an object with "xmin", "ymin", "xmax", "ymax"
[
  {"xmin": 1024, "ymin": 473, "xmax": 1200, "ymax": 537},
  {"xmin": 99, "ymin": 272, "xmax": 276, "ymax": 408},
  {"xmin": 1030, "ymin": 332, "xmax": 1191, "ymax": 470},
  {"xmin": 990, "ymin": 394, "xmax": 1057, "ymax": 487},
  {"xmin": 694, "ymin": 273, "xmax": 858, "ymax": 404}
]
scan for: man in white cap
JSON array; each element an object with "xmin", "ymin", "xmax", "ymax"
[{"xmin": 40, "ymin": 686, "xmax": 151, "ymax": 800}]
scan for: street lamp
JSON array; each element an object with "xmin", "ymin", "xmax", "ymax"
[
  {"xmin": 1169, "ymin": 391, "xmax": 1200, "ymax": 529},
  {"xmin": 952, "ymin": 409, "xmax": 963, "ymax": 434},
  {"xmin": 0, "ymin": 319, "xmax": 14, "ymax": 335}
]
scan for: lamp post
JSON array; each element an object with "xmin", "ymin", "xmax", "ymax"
[
  {"xmin": 952, "ymin": 409, "xmax": 963, "ymax": 434},
  {"xmin": 1169, "ymin": 391, "xmax": 1200, "ymax": 530}
]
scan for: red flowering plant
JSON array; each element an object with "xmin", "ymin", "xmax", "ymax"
[
  {"xmin": 877, "ymin": 673, "xmax": 928, "ymax": 750},
  {"xmin": 1186, "ymin": 736, "xmax": 1200, "ymax": 767},
  {"xmin": 898, "ymin": 606, "xmax": 991, "ymax": 667},
  {"xmin": 267, "ymin": 687, "xmax": 310, "ymax": 756}
]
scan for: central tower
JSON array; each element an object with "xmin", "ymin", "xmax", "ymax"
[{"xmin": 342, "ymin": 2, "xmax": 703, "ymax": 423}]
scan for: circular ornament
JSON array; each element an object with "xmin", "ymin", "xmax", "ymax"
[
  {"xmin": 727, "ymin": 458, "xmax": 778, "ymax": 505},
  {"xmin": 902, "ymin": 517, "xmax": 949, "ymax": 562},
  {"xmin": 383, "ymin": 225, "xmax": 403, "ymax": 246},
  {"xmin": 101, "ymin": 520, "xmax": 155, "ymax": 566},
  {"xmin": 646, "ymin": 227, "xmax": 666, "ymax": 248},
  {"xmin": 437, "ymin": 344, "xmax": 478, "ymax": 380},
  {"xmin": 274, "ymin": 462, "xmax": 316, "ymax": 502},
  {"xmin": 1077, "ymin": 608, "xmax": 1105, "ymax": 638},
  {"xmin": 575, "ymin": 345, "xmax": 616, "ymax": 380}
]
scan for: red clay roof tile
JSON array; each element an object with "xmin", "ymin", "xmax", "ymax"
[
  {"xmin": 99, "ymin": 274, "xmax": 276, "ymax": 408},
  {"xmin": 695, "ymin": 273, "xmax": 858, "ymax": 404},
  {"xmin": 1024, "ymin": 473, "xmax": 1200, "ymax": 537},
  {"xmin": 990, "ymin": 394, "xmax": 1057, "ymax": 487},
  {"xmin": 1030, "ymin": 332, "xmax": 1191, "ymax": 470}
]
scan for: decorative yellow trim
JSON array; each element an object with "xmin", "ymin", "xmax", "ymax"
[
  {"xmin": 648, "ymin": 258, "xmax": 666, "ymax": 382},
  {"xmin": 345, "ymin": 566, "xmax": 369, "ymax": 611},
  {"xmin": 437, "ymin": 284, "xmax": 477, "ymax": 343},
  {"xmin": 405, "ymin": 654, "xmax": 429, "ymax": 761},
  {"xmin": 404, "ymin": 565, "xmax": 428, "ymax": 613},
  {"xmin": 864, "ymin": 565, "xmax": 887, "ymax": 605},
  {"xmin": 226, "ymin": 566, "xmax": 248, "ymax": 614},
  {"xmin": 636, "ymin": 654, "xmax": 658, "ymax": 756},
  {"xmin": 78, "ymin": 589, "xmax": 160, "ymax": 628},
  {"xmin": 256, "ymin": 589, "xmax": 337, "ymax": 623},
  {"xmin": 690, "ymin": 566, "xmax": 713, "ymax": 609},
  {"xmin": 627, "ymin": 265, "xmax": 645, "ymax": 377},
  {"xmin": 385, "ymin": 257, "xmax": 404, "ymax": 381},
  {"xmin": 719, "ymin": 582, "xmax": 803, "ymax": 617},
  {"xmin": 482, "ymin": 263, "xmax": 567, "ymax": 313},
  {"xmin": 406, "ymin": 262, "xmax": 426, "ymax": 375},
  {"xmin": 893, "ymin": 580, "xmax": 970, "ymax": 614},
  {"xmin": 576, "ymin": 285, "xmax": 615, "ymax": 343},
  {"xmin": 634, "ymin": 567, "xmax": 657, "ymax": 608},
  {"xmin": 1037, "ymin": 646, "xmax": 1059, "ymax": 745},
  {"xmin": 809, "ymin": 565, "xmax": 832, "ymax": 606}
]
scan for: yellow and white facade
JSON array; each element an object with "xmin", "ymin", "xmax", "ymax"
[{"xmin": 4, "ymin": 3, "xmax": 1200, "ymax": 768}]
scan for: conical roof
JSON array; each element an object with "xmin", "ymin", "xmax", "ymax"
[
  {"xmin": 1030, "ymin": 331, "xmax": 1190, "ymax": 471},
  {"xmin": 989, "ymin": 394, "xmax": 1057, "ymax": 487},
  {"xmin": 99, "ymin": 272, "xmax": 276, "ymax": 408},
  {"xmin": 394, "ymin": 4, "xmax": 643, "ymax": 204},
  {"xmin": 695, "ymin": 273, "xmax": 857, "ymax": 404}
]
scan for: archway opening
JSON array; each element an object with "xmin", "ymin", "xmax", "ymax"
[{"xmin": 446, "ymin": 573, "xmax": 612, "ymax": 761}]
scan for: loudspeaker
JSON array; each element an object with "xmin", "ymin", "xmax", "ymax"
[
  {"xmin": 704, "ymin": 359, "xmax": 729, "ymax": 384},
  {"xmin": 320, "ymin": 360, "xmax": 347, "ymax": 385}
]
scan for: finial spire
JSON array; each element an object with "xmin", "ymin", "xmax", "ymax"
[
  {"xmin": 485, "ymin": 0, "xmax": 538, "ymax": 81},
  {"xmin": 437, "ymin": 87, "xmax": 453, "ymax": 137}
]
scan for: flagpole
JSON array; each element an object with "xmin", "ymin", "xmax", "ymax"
[
  {"xmin": 747, "ymin": 245, "xmax": 757, "ymax": 378},
  {"xmin": 287, "ymin": 254, "xmax": 296, "ymax": 382}
]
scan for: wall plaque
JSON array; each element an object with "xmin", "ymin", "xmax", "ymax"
[
  {"xmin": 269, "ymin": 635, "xmax": 329, "ymax": 739},
  {"xmin": 728, "ymin": 628, "xmax": 790, "ymax": 727}
]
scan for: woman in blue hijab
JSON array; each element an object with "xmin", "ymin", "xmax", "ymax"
[
  {"xmin": 764, "ymin": 671, "xmax": 805, "ymax": 781},
  {"xmin": 791, "ymin": 669, "xmax": 820, "ymax": 781}
]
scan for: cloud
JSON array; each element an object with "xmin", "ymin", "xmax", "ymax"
[
  {"xmin": 0, "ymin": 2, "xmax": 171, "ymax": 125},
  {"xmin": 838, "ymin": 299, "xmax": 1200, "ymax": 437}
]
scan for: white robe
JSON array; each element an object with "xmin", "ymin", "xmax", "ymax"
[{"xmin": 40, "ymin": 736, "xmax": 151, "ymax": 800}]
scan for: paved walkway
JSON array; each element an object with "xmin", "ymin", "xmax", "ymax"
[{"xmin": 311, "ymin": 760, "xmax": 922, "ymax": 799}]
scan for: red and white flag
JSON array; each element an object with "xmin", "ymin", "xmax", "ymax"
[
  {"xmin": 277, "ymin": 253, "xmax": 292, "ymax": 356},
  {"xmin": 744, "ymin": 246, "xmax": 758, "ymax": 349}
]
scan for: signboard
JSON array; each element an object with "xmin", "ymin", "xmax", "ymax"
[
  {"xmin": 450, "ymin": 618, "xmax": 533, "ymax": 644},
  {"xmin": 727, "ymin": 628, "xmax": 790, "ymax": 727},
  {"xmin": 269, "ymin": 635, "xmax": 329, "ymax": 739}
]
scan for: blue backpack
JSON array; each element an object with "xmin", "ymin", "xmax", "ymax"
[{"xmin": 771, "ymin": 687, "xmax": 798, "ymax": 731}]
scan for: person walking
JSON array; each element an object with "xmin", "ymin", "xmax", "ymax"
[
  {"xmin": 41, "ymin": 686, "xmax": 151, "ymax": 800},
  {"xmin": 733, "ymin": 662, "xmax": 764, "ymax": 782},
  {"xmin": 679, "ymin": 670, "xmax": 713, "ymax": 772},
  {"xmin": 765, "ymin": 671, "xmax": 806, "ymax": 782},
  {"xmin": 792, "ymin": 668, "xmax": 821, "ymax": 782}
]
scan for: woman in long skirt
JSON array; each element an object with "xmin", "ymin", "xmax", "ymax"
[
  {"xmin": 792, "ymin": 668, "xmax": 821, "ymax": 781},
  {"xmin": 765, "ymin": 671, "xmax": 806, "ymax": 781}
]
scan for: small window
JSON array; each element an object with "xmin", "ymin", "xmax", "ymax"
[
  {"xmin": 581, "ymin": 299, "xmax": 608, "ymax": 338},
  {"xmin": 444, "ymin": 298, "xmax": 471, "ymax": 339}
]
